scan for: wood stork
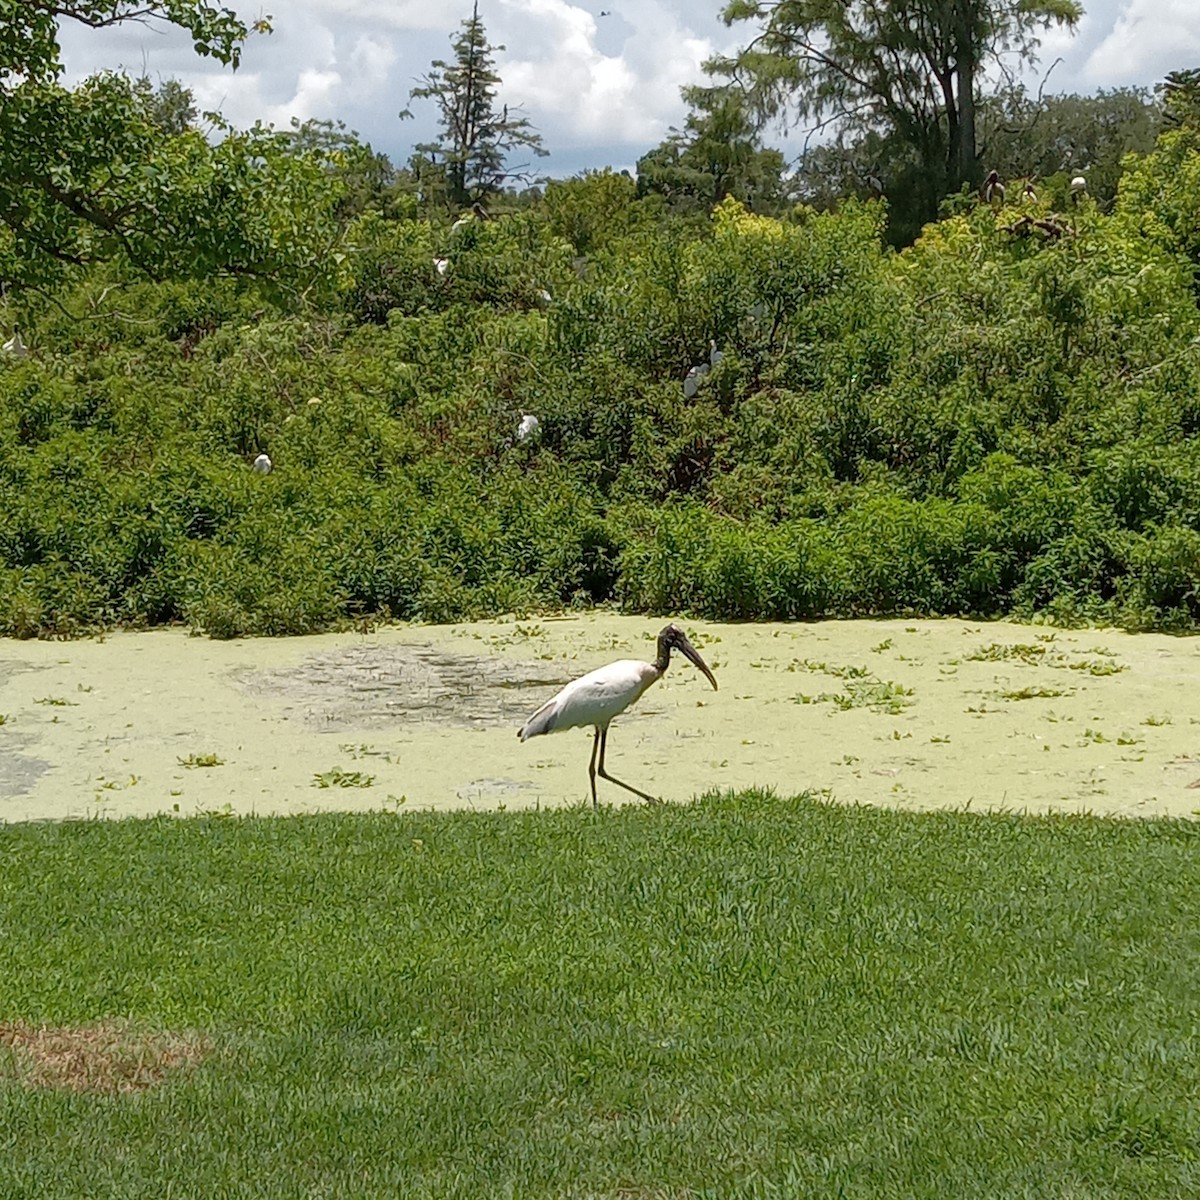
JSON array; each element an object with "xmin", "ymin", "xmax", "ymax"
[
  {"xmin": 252, "ymin": 452, "xmax": 272, "ymax": 474},
  {"xmin": 518, "ymin": 623, "xmax": 717, "ymax": 809},
  {"xmin": 980, "ymin": 170, "xmax": 1005, "ymax": 205}
]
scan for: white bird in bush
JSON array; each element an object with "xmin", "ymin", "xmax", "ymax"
[
  {"xmin": 1070, "ymin": 175, "xmax": 1087, "ymax": 194},
  {"xmin": 518, "ymin": 623, "xmax": 717, "ymax": 809},
  {"xmin": 2, "ymin": 326, "xmax": 28, "ymax": 359},
  {"xmin": 252, "ymin": 452, "xmax": 272, "ymax": 474},
  {"xmin": 517, "ymin": 413, "xmax": 539, "ymax": 441}
]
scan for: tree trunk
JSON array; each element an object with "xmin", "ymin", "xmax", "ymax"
[
  {"xmin": 955, "ymin": 59, "xmax": 978, "ymax": 187},
  {"xmin": 952, "ymin": 2, "xmax": 980, "ymax": 190}
]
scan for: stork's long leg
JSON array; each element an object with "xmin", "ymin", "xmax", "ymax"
[
  {"xmin": 596, "ymin": 727, "xmax": 661, "ymax": 806},
  {"xmin": 588, "ymin": 728, "xmax": 601, "ymax": 810}
]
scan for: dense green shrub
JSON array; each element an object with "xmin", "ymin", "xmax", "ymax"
[{"xmin": 3, "ymin": 122, "xmax": 1200, "ymax": 637}]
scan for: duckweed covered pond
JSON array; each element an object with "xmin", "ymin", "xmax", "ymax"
[{"xmin": 1, "ymin": 615, "xmax": 1199, "ymax": 822}]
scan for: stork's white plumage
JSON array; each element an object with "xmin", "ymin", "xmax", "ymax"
[
  {"xmin": 520, "ymin": 660, "xmax": 659, "ymax": 738},
  {"xmin": 980, "ymin": 170, "xmax": 1005, "ymax": 205},
  {"xmin": 519, "ymin": 623, "xmax": 717, "ymax": 808},
  {"xmin": 2, "ymin": 327, "xmax": 28, "ymax": 359}
]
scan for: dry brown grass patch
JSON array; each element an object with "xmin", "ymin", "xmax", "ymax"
[{"xmin": 0, "ymin": 1020, "xmax": 209, "ymax": 1094}]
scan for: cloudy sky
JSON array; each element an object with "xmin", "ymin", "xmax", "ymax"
[{"xmin": 57, "ymin": 0, "xmax": 1200, "ymax": 177}]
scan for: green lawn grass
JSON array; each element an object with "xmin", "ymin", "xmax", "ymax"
[{"xmin": 1, "ymin": 790, "xmax": 1198, "ymax": 1198}]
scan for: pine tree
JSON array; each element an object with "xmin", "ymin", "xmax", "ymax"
[
  {"xmin": 403, "ymin": 3, "xmax": 548, "ymax": 209},
  {"xmin": 1160, "ymin": 68, "xmax": 1200, "ymax": 130}
]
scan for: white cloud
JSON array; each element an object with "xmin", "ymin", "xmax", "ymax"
[
  {"xmin": 1083, "ymin": 0, "xmax": 1200, "ymax": 88},
  {"xmin": 346, "ymin": 35, "xmax": 398, "ymax": 97},
  {"xmin": 287, "ymin": 0, "xmax": 454, "ymax": 33},
  {"xmin": 495, "ymin": 4, "xmax": 656, "ymax": 144}
]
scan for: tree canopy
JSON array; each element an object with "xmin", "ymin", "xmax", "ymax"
[
  {"xmin": 0, "ymin": 2, "xmax": 343, "ymax": 299},
  {"xmin": 1160, "ymin": 67, "xmax": 1200, "ymax": 130},
  {"xmin": 791, "ymin": 84, "xmax": 1162, "ymax": 242},
  {"xmin": 637, "ymin": 84, "xmax": 787, "ymax": 213},
  {"xmin": 4, "ymin": 1, "xmax": 251, "ymax": 84},
  {"xmin": 713, "ymin": 0, "xmax": 1083, "ymax": 233}
]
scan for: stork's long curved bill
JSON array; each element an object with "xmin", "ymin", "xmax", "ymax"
[{"xmin": 678, "ymin": 636, "xmax": 718, "ymax": 690}]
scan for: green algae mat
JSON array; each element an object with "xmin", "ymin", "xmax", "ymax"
[{"xmin": 2, "ymin": 616, "xmax": 1199, "ymax": 822}]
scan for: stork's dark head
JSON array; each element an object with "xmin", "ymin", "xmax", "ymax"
[{"xmin": 656, "ymin": 623, "xmax": 718, "ymax": 690}]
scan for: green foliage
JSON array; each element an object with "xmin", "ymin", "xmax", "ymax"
[
  {"xmin": 636, "ymin": 84, "xmax": 787, "ymax": 213},
  {"xmin": 541, "ymin": 170, "xmax": 657, "ymax": 256},
  {"xmin": 4, "ymin": 2, "xmax": 250, "ymax": 86},
  {"xmin": 345, "ymin": 210, "xmax": 573, "ymax": 323},
  {"xmin": 4, "ymin": 109, "xmax": 1200, "ymax": 637},
  {"xmin": 280, "ymin": 117, "xmax": 399, "ymax": 222},
  {"xmin": 793, "ymin": 85, "xmax": 1162, "ymax": 245},
  {"xmin": 1117, "ymin": 125, "xmax": 1200, "ymax": 292},
  {"xmin": 714, "ymin": 0, "xmax": 1083, "ymax": 232},
  {"xmin": 0, "ymin": 4, "xmax": 339, "ymax": 296},
  {"xmin": 132, "ymin": 76, "xmax": 199, "ymax": 137},
  {"xmin": 979, "ymin": 86, "xmax": 1162, "ymax": 210},
  {"xmin": 1159, "ymin": 67, "xmax": 1200, "ymax": 129}
]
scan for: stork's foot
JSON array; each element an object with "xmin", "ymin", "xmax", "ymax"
[
  {"xmin": 597, "ymin": 766, "xmax": 660, "ymax": 807},
  {"xmin": 593, "ymin": 727, "xmax": 663, "ymax": 807}
]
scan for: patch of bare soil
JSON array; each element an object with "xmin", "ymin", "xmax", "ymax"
[
  {"xmin": 233, "ymin": 642, "xmax": 574, "ymax": 731},
  {"xmin": 0, "ymin": 1021, "xmax": 209, "ymax": 1094}
]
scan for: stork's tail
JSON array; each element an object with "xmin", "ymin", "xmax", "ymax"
[{"xmin": 518, "ymin": 698, "xmax": 559, "ymax": 741}]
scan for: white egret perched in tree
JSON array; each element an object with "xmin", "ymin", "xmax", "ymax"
[
  {"xmin": 1070, "ymin": 175, "xmax": 1087, "ymax": 196},
  {"xmin": 518, "ymin": 623, "xmax": 718, "ymax": 809},
  {"xmin": 2, "ymin": 326, "xmax": 28, "ymax": 359},
  {"xmin": 683, "ymin": 343, "xmax": 725, "ymax": 399},
  {"xmin": 517, "ymin": 413, "xmax": 539, "ymax": 441},
  {"xmin": 252, "ymin": 453, "xmax": 272, "ymax": 474}
]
